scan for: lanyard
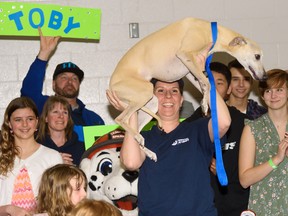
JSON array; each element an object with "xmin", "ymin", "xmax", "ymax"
[{"xmin": 205, "ymin": 22, "xmax": 228, "ymax": 186}]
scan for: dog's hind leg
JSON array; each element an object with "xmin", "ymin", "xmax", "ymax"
[
  {"xmin": 177, "ymin": 52, "xmax": 210, "ymax": 114},
  {"xmin": 186, "ymin": 72, "xmax": 210, "ymax": 116},
  {"xmin": 111, "ymin": 79, "xmax": 158, "ymax": 161},
  {"xmin": 114, "ymin": 102, "xmax": 145, "ymax": 144},
  {"xmin": 115, "ymin": 103, "xmax": 157, "ymax": 161},
  {"xmin": 138, "ymin": 95, "xmax": 161, "ymax": 130}
]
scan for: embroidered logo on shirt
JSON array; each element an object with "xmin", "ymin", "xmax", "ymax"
[
  {"xmin": 172, "ymin": 138, "xmax": 189, "ymax": 146},
  {"xmin": 222, "ymin": 142, "xmax": 236, "ymax": 150}
]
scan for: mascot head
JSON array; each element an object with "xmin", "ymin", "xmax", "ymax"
[{"xmin": 80, "ymin": 129, "xmax": 138, "ymax": 216}]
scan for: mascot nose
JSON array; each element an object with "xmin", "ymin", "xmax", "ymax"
[{"xmin": 122, "ymin": 170, "xmax": 139, "ymax": 183}]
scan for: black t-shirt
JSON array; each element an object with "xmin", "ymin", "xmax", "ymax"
[{"xmin": 185, "ymin": 106, "xmax": 250, "ymax": 216}]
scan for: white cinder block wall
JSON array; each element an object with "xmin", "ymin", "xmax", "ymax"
[{"xmin": 0, "ymin": 0, "xmax": 288, "ymax": 125}]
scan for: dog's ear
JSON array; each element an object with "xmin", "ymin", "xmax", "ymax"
[
  {"xmin": 79, "ymin": 158, "xmax": 92, "ymax": 177},
  {"xmin": 229, "ymin": 37, "xmax": 247, "ymax": 46}
]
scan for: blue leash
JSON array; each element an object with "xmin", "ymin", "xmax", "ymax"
[{"xmin": 205, "ymin": 22, "xmax": 228, "ymax": 186}]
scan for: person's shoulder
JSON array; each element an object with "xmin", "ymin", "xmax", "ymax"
[
  {"xmin": 246, "ymin": 99, "xmax": 267, "ymax": 119},
  {"xmin": 83, "ymin": 106, "xmax": 101, "ymax": 117},
  {"xmin": 184, "ymin": 106, "xmax": 205, "ymax": 122},
  {"xmin": 253, "ymin": 112, "xmax": 267, "ymax": 121},
  {"xmin": 31, "ymin": 145, "xmax": 63, "ymax": 165},
  {"xmin": 182, "ymin": 115, "xmax": 209, "ymax": 127},
  {"xmin": 38, "ymin": 145, "xmax": 62, "ymax": 158},
  {"xmin": 84, "ymin": 108, "xmax": 105, "ymax": 124},
  {"xmin": 76, "ymin": 98, "xmax": 105, "ymax": 124},
  {"xmin": 228, "ymin": 105, "xmax": 239, "ymax": 113},
  {"xmin": 244, "ymin": 112, "xmax": 267, "ymax": 125},
  {"xmin": 71, "ymin": 131, "xmax": 85, "ymax": 146},
  {"xmin": 228, "ymin": 106, "xmax": 246, "ymax": 118},
  {"xmin": 248, "ymin": 98, "xmax": 261, "ymax": 105},
  {"xmin": 248, "ymin": 99, "xmax": 267, "ymax": 110}
]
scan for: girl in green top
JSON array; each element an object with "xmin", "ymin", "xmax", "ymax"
[{"xmin": 239, "ymin": 69, "xmax": 288, "ymax": 216}]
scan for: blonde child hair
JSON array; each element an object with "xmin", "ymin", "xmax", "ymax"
[
  {"xmin": 68, "ymin": 199, "xmax": 122, "ymax": 216},
  {"xmin": 37, "ymin": 164, "xmax": 87, "ymax": 216}
]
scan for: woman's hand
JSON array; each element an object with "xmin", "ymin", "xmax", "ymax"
[
  {"xmin": 274, "ymin": 132, "xmax": 288, "ymax": 165},
  {"xmin": 209, "ymin": 157, "xmax": 216, "ymax": 176},
  {"xmin": 106, "ymin": 90, "xmax": 127, "ymax": 111},
  {"xmin": 284, "ymin": 132, "xmax": 288, "ymax": 158},
  {"xmin": 60, "ymin": 153, "xmax": 73, "ymax": 165}
]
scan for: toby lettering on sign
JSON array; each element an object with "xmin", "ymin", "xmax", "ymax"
[{"xmin": 0, "ymin": 2, "xmax": 101, "ymax": 39}]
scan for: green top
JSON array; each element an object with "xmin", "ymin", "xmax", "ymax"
[{"xmin": 245, "ymin": 113, "xmax": 288, "ymax": 216}]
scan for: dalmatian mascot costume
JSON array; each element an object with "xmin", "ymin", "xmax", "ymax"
[{"xmin": 80, "ymin": 129, "xmax": 138, "ymax": 216}]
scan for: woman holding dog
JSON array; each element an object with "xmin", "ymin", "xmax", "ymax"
[
  {"xmin": 239, "ymin": 69, "xmax": 288, "ymax": 215},
  {"xmin": 107, "ymin": 44, "xmax": 231, "ymax": 216}
]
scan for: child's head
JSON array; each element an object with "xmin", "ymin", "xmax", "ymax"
[
  {"xmin": 1, "ymin": 96, "xmax": 38, "ymax": 143},
  {"xmin": 0, "ymin": 96, "xmax": 38, "ymax": 176},
  {"xmin": 37, "ymin": 164, "xmax": 87, "ymax": 216},
  {"xmin": 68, "ymin": 199, "xmax": 122, "ymax": 216}
]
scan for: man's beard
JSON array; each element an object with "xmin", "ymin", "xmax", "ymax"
[{"xmin": 54, "ymin": 84, "xmax": 79, "ymax": 99}]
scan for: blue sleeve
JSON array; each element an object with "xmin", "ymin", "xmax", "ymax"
[
  {"xmin": 20, "ymin": 57, "xmax": 49, "ymax": 113},
  {"xmin": 74, "ymin": 125, "xmax": 84, "ymax": 142},
  {"xmin": 81, "ymin": 104, "xmax": 105, "ymax": 126},
  {"xmin": 198, "ymin": 118, "xmax": 214, "ymax": 153}
]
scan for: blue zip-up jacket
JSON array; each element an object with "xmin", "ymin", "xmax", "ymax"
[{"xmin": 21, "ymin": 57, "xmax": 105, "ymax": 141}]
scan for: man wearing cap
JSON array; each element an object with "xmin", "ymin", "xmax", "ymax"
[{"xmin": 20, "ymin": 28, "xmax": 104, "ymax": 141}]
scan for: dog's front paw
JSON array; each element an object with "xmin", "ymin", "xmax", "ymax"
[
  {"xmin": 200, "ymin": 99, "xmax": 209, "ymax": 116},
  {"xmin": 134, "ymin": 132, "xmax": 157, "ymax": 161},
  {"xmin": 143, "ymin": 147, "xmax": 157, "ymax": 162},
  {"xmin": 134, "ymin": 134, "xmax": 144, "ymax": 146}
]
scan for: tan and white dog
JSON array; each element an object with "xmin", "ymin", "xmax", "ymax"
[{"xmin": 107, "ymin": 17, "xmax": 266, "ymax": 161}]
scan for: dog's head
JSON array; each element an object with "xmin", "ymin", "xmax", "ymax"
[
  {"xmin": 227, "ymin": 36, "xmax": 266, "ymax": 81},
  {"xmin": 80, "ymin": 129, "xmax": 138, "ymax": 216}
]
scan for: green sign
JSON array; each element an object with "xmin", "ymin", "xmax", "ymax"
[
  {"xmin": 83, "ymin": 119, "xmax": 185, "ymax": 150},
  {"xmin": 83, "ymin": 122, "xmax": 157, "ymax": 150},
  {"xmin": 0, "ymin": 2, "xmax": 101, "ymax": 39}
]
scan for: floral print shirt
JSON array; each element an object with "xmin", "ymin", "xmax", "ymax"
[{"xmin": 245, "ymin": 113, "xmax": 288, "ymax": 216}]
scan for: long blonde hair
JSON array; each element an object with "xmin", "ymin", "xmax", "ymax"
[
  {"xmin": 0, "ymin": 97, "xmax": 38, "ymax": 176},
  {"xmin": 37, "ymin": 164, "xmax": 87, "ymax": 216},
  {"xmin": 68, "ymin": 199, "xmax": 122, "ymax": 216}
]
